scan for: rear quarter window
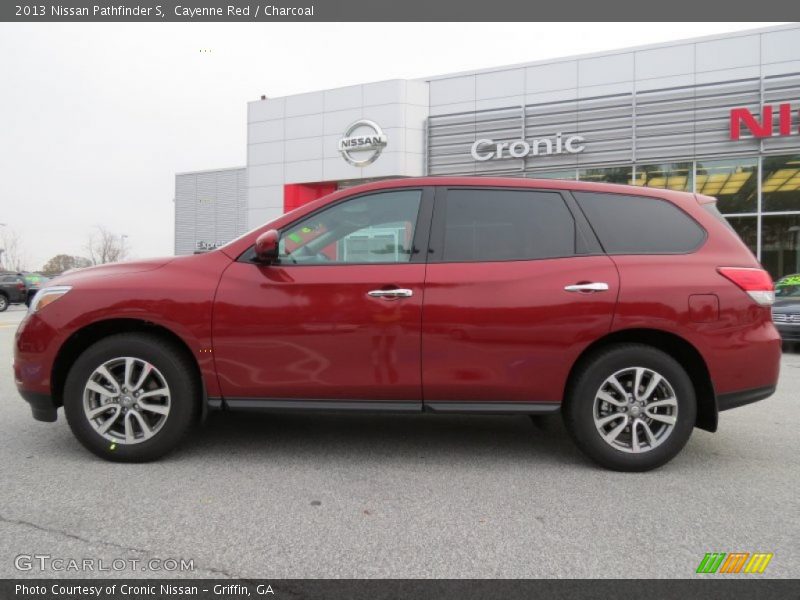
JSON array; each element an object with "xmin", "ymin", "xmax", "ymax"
[{"xmin": 573, "ymin": 191, "xmax": 706, "ymax": 254}]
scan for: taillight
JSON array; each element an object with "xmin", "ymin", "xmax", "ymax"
[
  {"xmin": 16, "ymin": 282, "xmax": 25, "ymax": 291},
  {"xmin": 717, "ymin": 267, "xmax": 775, "ymax": 306}
]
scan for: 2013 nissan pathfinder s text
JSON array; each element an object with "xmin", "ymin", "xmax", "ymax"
[{"xmin": 14, "ymin": 178, "xmax": 781, "ymax": 471}]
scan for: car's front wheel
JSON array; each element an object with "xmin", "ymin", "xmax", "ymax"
[
  {"xmin": 563, "ymin": 344, "xmax": 696, "ymax": 472},
  {"xmin": 0, "ymin": 294, "xmax": 9, "ymax": 312},
  {"xmin": 63, "ymin": 333, "xmax": 199, "ymax": 462}
]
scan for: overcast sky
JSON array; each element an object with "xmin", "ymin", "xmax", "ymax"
[{"xmin": 0, "ymin": 22, "xmax": 783, "ymax": 269}]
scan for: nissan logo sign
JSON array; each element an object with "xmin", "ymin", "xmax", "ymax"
[
  {"xmin": 338, "ymin": 120, "xmax": 388, "ymax": 167},
  {"xmin": 471, "ymin": 133, "xmax": 586, "ymax": 161}
]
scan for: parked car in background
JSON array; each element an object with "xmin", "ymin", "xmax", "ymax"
[
  {"xmin": 773, "ymin": 274, "xmax": 800, "ymax": 345},
  {"xmin": 14, "ymin": 177, "xmax": 782, "ymax": 471},
  {"xmin": 0, "ymin": 273, "xmax": 28, "ymax": 311},
  {"xmin": 20, "ymin": 272, "xmax": 49, "ymax": 306}
]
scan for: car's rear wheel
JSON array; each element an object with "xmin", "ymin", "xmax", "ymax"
[
  {"xmin": 63, "ymin": 333, "xmax": 199, "ymax": 462},
  {"xmin": 0, "ymin": 294, "xmax": 8, "ymax": 312},
  {"xmin": 563, "ymin": 344, "xmax": 696, "ymax": 472}
]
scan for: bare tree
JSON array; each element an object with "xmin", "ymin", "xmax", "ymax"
[
  {"xmin": 0, "ymin": 227, "xmax": 27, "ymax": 272},
  {"xmin": 41, "ymin": 254, "xmax": 92, "ymax": 277},
  {"xmin": 86, "ymin": 226, "xmax": 130, "ymax": 265}
]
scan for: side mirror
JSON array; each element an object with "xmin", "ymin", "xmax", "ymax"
[{"xmin": 254, "ymin": 229, "xmax": 280, "ymax": 264}]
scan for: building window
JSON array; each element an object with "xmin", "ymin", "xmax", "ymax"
[
  {"xmin": 695, "ymin": 158, "xmax": 758, "ymax": 214},
  {"xmin": 761, "ymin": 214, "xmax": 800, "ymax": 280},
  {"xmin": 632, "ymin": 162, "xmax": 693, "ymax": 192},
  {"xmin": 724, "ymin": 216, "xmax": 758, "ymax": 259},
  {"xmin": 526, "ymin": 169, "xmax": 577, "ymax": 180},
  {"xmin": 762, "ymin": 154, "xmax": 800, "ymax": 213},
  {"xmin": 578, "ymin": 166, "xmax": 633, "ymax": 185}
]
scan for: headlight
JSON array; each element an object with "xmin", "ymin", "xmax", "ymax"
[{"xmin": 28, "ymin": 286, "xmax": 72, "ymax": 314}]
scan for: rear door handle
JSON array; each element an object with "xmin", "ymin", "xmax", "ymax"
[
  {"xmin": 564, "ymin": 282, "xmax": 609, "ymax": 293},
  {"xmin": 367, "ymin": 288, "xmax": 414, "ymax": 299}
]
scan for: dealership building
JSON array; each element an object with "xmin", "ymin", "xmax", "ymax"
[{"xmin": 175, "ymin": 23, "xmax": 800, "ymax": 279}]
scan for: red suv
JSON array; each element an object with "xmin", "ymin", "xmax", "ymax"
[{"xmin": 14, "ymin": 178, "xmax": 781, "ymax": 471}]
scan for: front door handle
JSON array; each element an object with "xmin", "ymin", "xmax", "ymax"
[
  {"xmin": 367, "ymin": 288, "xmax": 414, "ymax": 299},
  {"xmin": 564, "ymin": 282, "xmax": 609, "ymax": 293}
]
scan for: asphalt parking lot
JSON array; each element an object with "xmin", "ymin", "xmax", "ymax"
[{"xmin": 1, "ymin": 304, "xmax": 798, "ymax": 579}]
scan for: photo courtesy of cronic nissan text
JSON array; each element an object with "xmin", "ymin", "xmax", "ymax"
[{"xmin": 0, "ymin": 3, "xmax": 799, "ymax": 599}]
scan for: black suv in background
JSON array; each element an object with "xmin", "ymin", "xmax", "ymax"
[
  {"xmin": 20, "ymin": 272, "xmax": 48, "ymax": 306},
  {"xmin": 0, "ymin": 273, "xmax": 28, "ymax": 311},
  {"xmin": 0, "ymin": 272, "xmax": 49, "ymax": 310},
  {"xmin": 773, "ymin": 274, "xmax": 800, "ymax": 345}
]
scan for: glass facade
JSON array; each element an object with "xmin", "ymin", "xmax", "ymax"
[
  {"xmin": 528, "ymin": 155, "xmax": 800, "ymax": 280},
  {"xmin": 762, "ymin": 154, "xmax": 800, "ymax": 213},
  {"xmin": 761, "ymin": 214, "xmax": 800, "ymax": 280},
  {"xmin": 633, "ymin": 162, "xmax": 693, "ymax": 192},
  {"xmin": 725, "ymin": 216, "xmax": 758, "ymax": 258},
  {"xmin": 578, "ymin": 166, "xmax": 632, "ymax": 185},
  {"xmin": 525, "ymin": 169, "xmax": 576, "ymax": 180},
  {"xmin": 696, "ymin": 158, "xmax": 758, "ymax": 214}
]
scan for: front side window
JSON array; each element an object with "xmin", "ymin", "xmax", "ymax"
[
  {"xmin": 441, "ymin": 189, "xmax": 576, "ymax": 262},
  {"xmin": 278, "ymin": 189, "xmax": 422, "ymax": 265}
]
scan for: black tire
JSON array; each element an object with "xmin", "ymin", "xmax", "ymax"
[
  {"xmin": 0, "ymin": 293, "xmax": 8, "ymax": 312},
  {"xmin": 63, "ymin": 333, "xmax": 200, "ymax": 462},
  {"xmin": 563, "ymin": 344, "xmax": 696, "ymax": 472}
]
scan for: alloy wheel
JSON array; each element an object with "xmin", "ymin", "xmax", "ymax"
[
  {"xmin": 593, "ymin": 367, "xmax": 678, "ymax": 454},
  {"xmin": 82, "ymin": 357, "xmax": 171, "ymax": 445}
]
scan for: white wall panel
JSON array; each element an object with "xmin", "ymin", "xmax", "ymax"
[
  {"xmin": 323, "ymin": 85, "xmax": 362, "ymax": 112},
  {"xmin": 363, "ymin": 80, "xmax": 406, "ymax": 106},
  {"xmin": 249, "ymin": 185, "xmax": 283, "ymax": 209},
  {"xmin": 430, "ymin": 76, "xmax": 475, "ymax": 105},
  {"xmin": 248, "ymin": 141, "xmax": 284, "ymax": 165},
  {"xmin": 248, "ymin": 98, "xmax": 285, "ymax": 122},
  {"xmin": 248, "ymin": 207, "xmax": 283, "ymax": 229},
  {"xmin": 284, "ymin": 91, "xmax": 325, "ymax": 117},
  {"xmin": 285, "ymin": 137, "xmax": 324, "ymax": 162},
  {"xmin": 695, "ymin": 35, "xmax": 760, "ymax": 72},
  {"xmin": 248, "ymin": 164, "xmax": 283, "ymax": 187},
  {"xmin": 284, "ymin": 114, "xmax": 324, "ymax": 140},
  {"xmin": 578, "ymin": 53, "xmax": 634, "ymax": 86},
  {"xmin": 249, "ymin": 120, "xmax": 283, "ymax": 144},
  {"xmin": 476, "ymin": 69, "xmax": 524, "ymax": 100},
  {"xmin": 635, "ymin": 44, "xmax": 694, "ymax": 79},
  {"xmin": 525, "ymin": 61, "xmax": 577, "ymax": 93}
]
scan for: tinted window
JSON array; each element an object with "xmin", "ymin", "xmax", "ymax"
[
  {"xmin": 278, "ymin": 189, "xmax": 422, "ymax": 265},
  {"xmin": 573, "ymin": 192, "xmax": 705, "ymax": 254},
  {"xmin": 441, "ymin": 189, "xmax": 575, "ymax": 262}
]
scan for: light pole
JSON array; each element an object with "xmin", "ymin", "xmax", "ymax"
[{"xmin": 0, "ymin": 223, "xmax": 6, "ymax": 271}]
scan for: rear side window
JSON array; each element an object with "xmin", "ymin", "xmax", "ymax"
[
  {"xmin": 441, "ymin": 189, "xmax": 575, "ymax": 262},
  {"xmin": 573, "ymin": 192, "xmax": 705, "ymax": 254}
]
